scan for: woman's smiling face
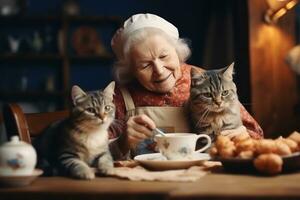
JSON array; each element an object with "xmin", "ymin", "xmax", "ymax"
[{"xmin": 130, "ymin": 34, "xmax": 182, "ymax": 93}]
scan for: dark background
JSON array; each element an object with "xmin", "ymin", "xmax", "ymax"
[
  {"xmin": 1, "ymin": 0, "xmax": 300, "ymax": 141},
  {"xmin": 0, "ymin": 0, "xmax": 247, "ymax": 112}
]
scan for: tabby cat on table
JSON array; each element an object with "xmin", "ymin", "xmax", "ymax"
[
  {"xmin": 188, "ymin": 62, "xmax": 243, "ymax": 141},
  {"xmin": 33, "ymin": 82, "xmax": 115, "ymax": 180}
]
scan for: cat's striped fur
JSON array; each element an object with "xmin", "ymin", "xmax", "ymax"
[
  {"xmin": 188, "ymin": 63, "xmax": 242, "ymax": 141},
  {"xmin": 34, "ymin": 82, "xmax": 115, "ymax": 180}
]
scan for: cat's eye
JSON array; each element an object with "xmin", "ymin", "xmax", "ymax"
[
  {"xmin": 104, "ymin": 105, "xmax": 112, "ymax": 111},
  {"xmin": 222, "ymin": 90, "xmax": 229, "ymax": 96},
  {"xmin": 202, "ymin": 93, "xmax": 212, "ymax": 98},
  {"xmin": 86, "ymin": 107, "xmax": 96, "ymax": 113}
]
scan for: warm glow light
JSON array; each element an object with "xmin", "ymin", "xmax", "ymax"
[
  {"xmin": 286, "ymin": 0, "xmax": 297, "ymax": 9},
  {"xmin": 273, "ymin": 8, "xmax": 287, "ymax": 20},
  {"xmin": 264, "ymin": 0, "xmax": 298, "ymax": 24}
]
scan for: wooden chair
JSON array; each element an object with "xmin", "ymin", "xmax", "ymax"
[{"xmin": 3, "ymin": 103, "xmax": 69, "ymax": 144}]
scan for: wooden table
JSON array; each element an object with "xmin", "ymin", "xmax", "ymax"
[{"xmin": 1, "ymin": 171, "xmax": 300, "ymax": 200}]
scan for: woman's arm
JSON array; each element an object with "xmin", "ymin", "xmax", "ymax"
[
  {"xmin": 239, "ymin": 103, "xmax": 264, "ymax": 139},
  {"xmin": 108, "ymin": 86, "xmax": 156, "ymax": 160}
]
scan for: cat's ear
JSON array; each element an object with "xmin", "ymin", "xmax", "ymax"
[
  {"xmin": 222, "ymin": 62, "xmax": 235, "ymax": 81},
  {"xmin": 103, "ymin": 81, "xmax": 115, "ymax": 99},
  {"xmin": 191, "ymin": 67, "xmax": 207, "ymax": 86},
  {"xmin": 191, "ymin": 67, "xmax": 205, "ymax": 76},
  {"xmin": 71, "ymin": 85, "xmax": 87, "ymax": 106}
]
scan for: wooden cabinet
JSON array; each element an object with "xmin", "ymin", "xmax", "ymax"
[
  {"xmin": 0, "ymin": 15, "xmax": 121, "ymax": 110},
  {"xmin": 247, "ymin": 0, "xmax": 300, "ymax": 137}
]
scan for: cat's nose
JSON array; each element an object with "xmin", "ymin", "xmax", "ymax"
[
  {"xmin": 99, "ymin": 113, "xmax": 106, "ymax": 120},
  {"xmin": 215, "ymin": 101, "xmax": 222, "ymax": 106}
]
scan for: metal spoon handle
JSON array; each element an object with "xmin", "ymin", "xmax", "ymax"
[{"xmin": 153, "ymin": 128, "xmax": 166, "ymax": 136}]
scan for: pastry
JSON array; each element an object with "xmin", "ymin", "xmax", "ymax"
[{"xmin": 254, "ymin": 153, "xmax": 283, "ymax": 175}]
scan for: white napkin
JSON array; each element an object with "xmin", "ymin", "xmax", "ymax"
[{"xmin": 106, "ymin": 161, "xmax": 221, "ymax": 182}]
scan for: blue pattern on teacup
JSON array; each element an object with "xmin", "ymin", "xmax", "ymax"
[{"xmin": 178, "ymin": 147, "xmax": 189, "ymax": 155}]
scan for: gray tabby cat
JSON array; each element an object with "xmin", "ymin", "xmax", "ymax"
[
  {"xmin": 188, "ymin": 63, "xmax": 242, "ymax": 141},
  {"xmin": 33, "ymin": 82, "xmax": 115, "ymax": 180}
]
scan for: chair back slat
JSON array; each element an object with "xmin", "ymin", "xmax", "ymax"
[
  {"xmin": 26, "ymin": 111, "xmax": 69, "ymax": 137},
  {"xmin": 3, "ymin": 103, "xmax": 69, "ymax": 144}
]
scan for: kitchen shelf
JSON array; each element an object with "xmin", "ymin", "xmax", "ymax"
[
  {"xmin": 0, "ymin": 54, "xmax": 62, "ymax": 61},
  {"xmin": 0, "ymin": 15, "xmax": 122, "ymax": 109},
  {"xmin": 0, "ymin": 91, "xmax": 64, "ymax": 101}
]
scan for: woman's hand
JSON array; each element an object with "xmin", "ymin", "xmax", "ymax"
[{"xmin": 126, "ymin": 114, "xmax": 156, "ymax": 149}]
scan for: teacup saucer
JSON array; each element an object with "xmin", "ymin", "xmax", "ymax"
[
  {"xmin": 0, "ymin": 169, "xmax": 43, "ymax": 187},
  {"xmin": 134, "ymin": 152, "xmax": 211, "ymax": 171}
]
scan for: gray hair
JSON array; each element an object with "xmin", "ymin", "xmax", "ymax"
[{"xmin": 112, "ymin": 27, "xmax": 191, "ymax": 84}]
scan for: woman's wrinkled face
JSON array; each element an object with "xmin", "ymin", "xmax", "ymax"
[{"xmin": 130, "ymin": 35, "xmax": 182, "ymax": 93}]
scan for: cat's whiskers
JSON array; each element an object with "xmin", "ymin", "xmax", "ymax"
[
  {"xmin": 199, "ymin": 108, "xmax": 209, "ymax": 121},
  {"xmin": 196, "ymin": 108, "xmax": 210, "ymax": 128},
  {"xmin": 33, "ymin": 82, "xmax": 116, "ymax": 180},
  {"xmin": 189, "ymin": 64, "xmax": 243, "ymax": 138}
]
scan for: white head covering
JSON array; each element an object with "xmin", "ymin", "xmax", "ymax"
[{"xmin": 111, "ymin": 13, "xmax": 179, "ymax": 59}]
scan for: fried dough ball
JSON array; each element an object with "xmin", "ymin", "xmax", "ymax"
[
  {"xmin": 232, "ymin": 132, "xmax": 251, "ymax": 145},
  {"xmin": 254, "ymin": 153, "xmax": 283, "ymax": 175},
  {"xmin": 209, "ymin": 146, "xmax": 218, "ymax": 156},
  {"xmin": 255, "ymin": 139, "xmax": 292, "ymax": 156},
  {"xmin": 212, "ymin": 130, "xmax": 300, "ymax": 175},
  {"xmin": 219, "ymin": 146, "xmax": 236, "ymax": 158},
  {"xmin": 274, "ymin": 140, "xmax": 292, "ymax": 156},
  {"xmin": 215, "ymin": 135, "xmax": 236, "ymax": 158},
  {"xmin": 255, "ymin": 139, "xmax": 277, "ymax": 154},
  {"xmin": 215, "ymin": 135, "xmax": 233, "ymax": 149},
  {"xmin": 288, "ymin": 131, "xmax": 300, "ymax": 150},
  {"xmin": 235, "ymin": 139, "xmax": 256, "ymax": 154},
  {"xmin": 237, "ymin": 150, "xmax": 254, "ymax": 159},
  {"xmin": 277, "ymin": 138, "xmax": 298, "ymax": 153}
]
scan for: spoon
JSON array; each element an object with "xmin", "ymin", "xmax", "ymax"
[{"xmin": 153, "ymin": 128, "xmax": 166, "ymax": 137}]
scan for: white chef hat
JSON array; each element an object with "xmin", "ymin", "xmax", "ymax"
[{"xmin": 111, "ymin": 13, "xmax": 179, "ymax": 59}]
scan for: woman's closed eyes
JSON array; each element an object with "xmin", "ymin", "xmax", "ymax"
[
  {"xmin": 140, "ymin": 63, "xmax": 151, "ymax": 70},
  {"xmin": 159, "ymin": 54, "xmax": 168, "ymax": 59}
]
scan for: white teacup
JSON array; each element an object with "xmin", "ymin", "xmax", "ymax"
[
  {"xmin": 154, "ymin": 133, "xmax": 211, "ymax": 160},
  {"xmin": 0, "ymin": 136, "xmax": 37, "ymax": 176}
]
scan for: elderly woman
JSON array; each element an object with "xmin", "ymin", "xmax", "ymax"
[{"xmin": 109, "ymin": 13, "xmax": 263, "ymax": 160}]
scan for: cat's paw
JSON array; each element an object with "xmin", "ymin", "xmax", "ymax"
[
  {"xmin": 98, "ymin": 154, "xmax": 114, "ymax": 175},
  {"xmin": 72, "ymin": 168, "xmax": 95, "ymax": 180},
  {"xmin": 98, "ymin": 163, "xmax": 114, "ymax": 175}
]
